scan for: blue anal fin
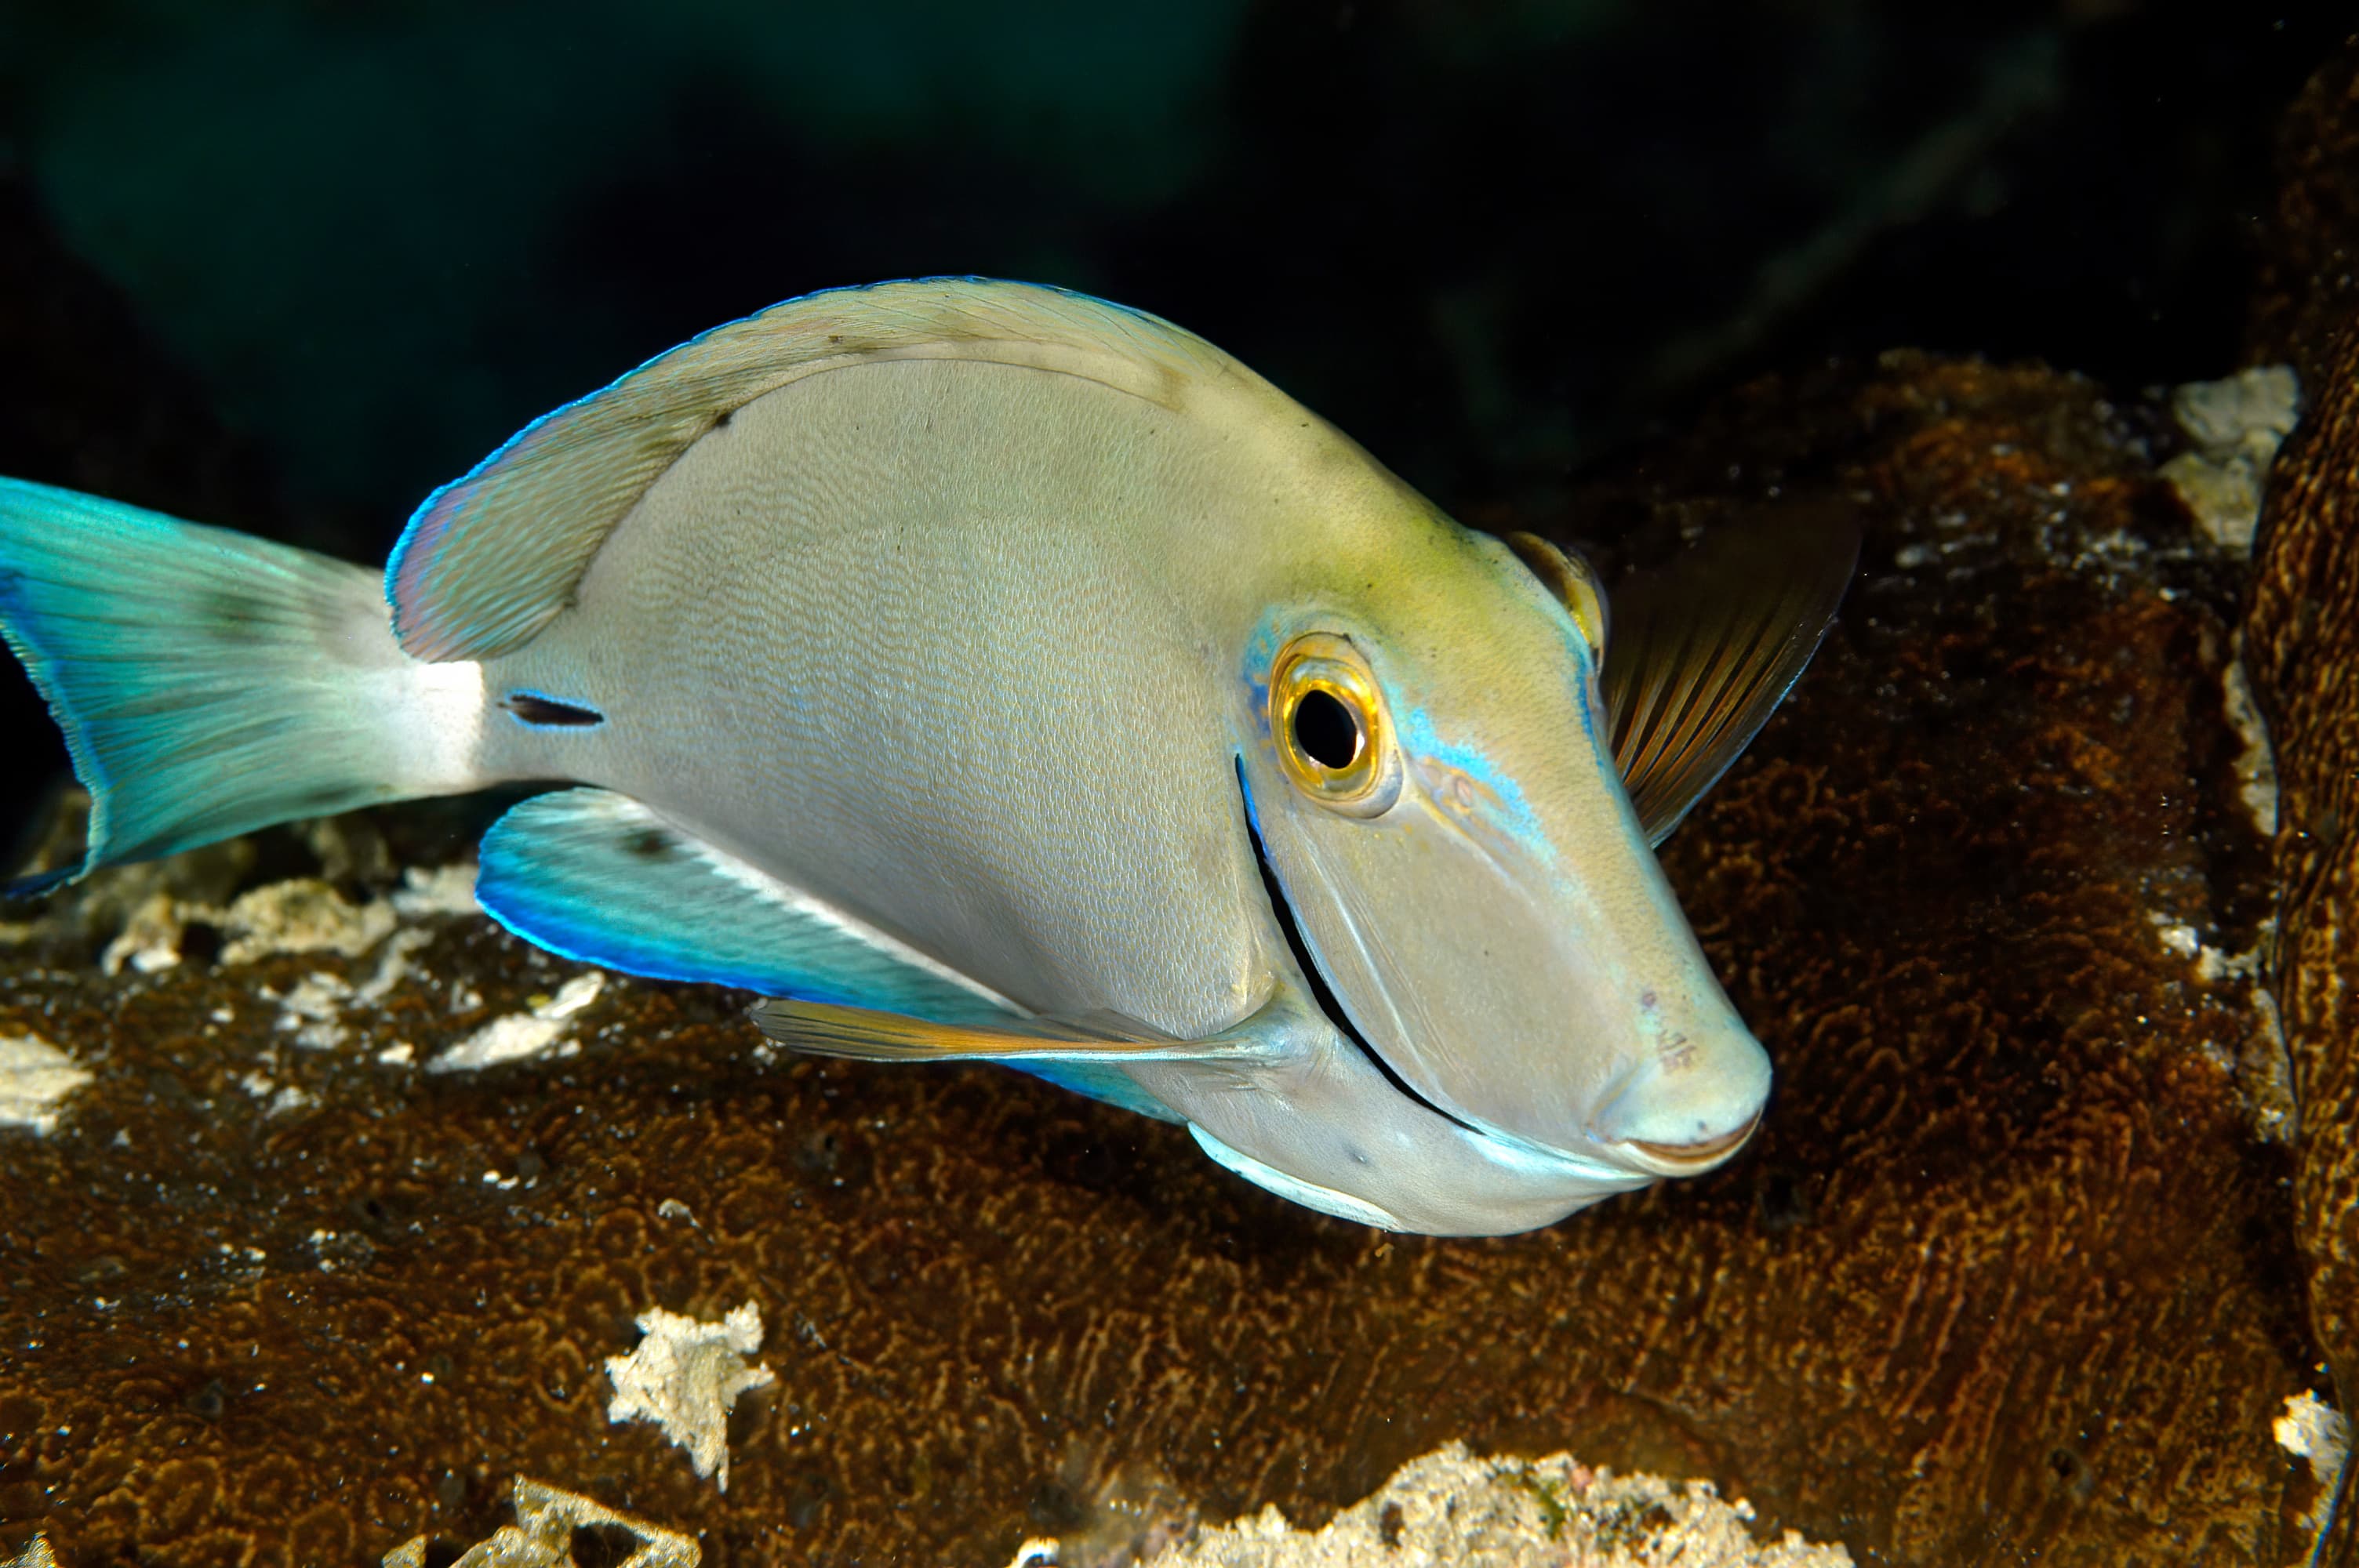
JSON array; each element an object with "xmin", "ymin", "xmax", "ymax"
[
  {"xmin": 1015, "ymin": 1061, "xmax": 1183, "ymax": 1121},
  {"xmin": 475, "ymin": 788, "xmax": 1016, "ymax": 1025}
]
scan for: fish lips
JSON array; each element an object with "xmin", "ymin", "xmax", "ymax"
[{"xmin": 1241, "ymin": 760, "xmax": 1770, "ymax": 1181}]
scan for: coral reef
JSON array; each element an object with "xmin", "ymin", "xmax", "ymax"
[
  {"xmin": 1137, "ymin": 1442, "xmax": 1847, "ymax": 1568},
  {"xmin": 2245, "ymin": 329, "xmax": 2359, "ymax": 1562},
  {"xmin": 0, "ymin": 1034, "xmax": 90, "ymax": 1137},
  {"xmin": 2159, "ymin": 365, "xmax": 2302, "ymax": 553},
  {"xmin": 604, "ymin": 1304, "xmax": 776, "ymax": 1493},
  {"xmin": 0, "ymin": 339, "xmax": 2328, "ymax": 1566},
  {"xmin": 15, "ymin": 32, "xmax": 2359, "ymax": 1568},
  {"xmin": 2242, "ymin": 34, "xmax": 2359, "ymax": 1565},
  {"xmin": 381, "ymin": 1477, "xmax": 698, "ymax": 1568},
  {"xmin": 368, "ymin": 1445, "xmax": 1854, "ymax": 1568},
  {"xmin": 2248, "ymin": 42, "xmax": 2359, "ymax": 391}
]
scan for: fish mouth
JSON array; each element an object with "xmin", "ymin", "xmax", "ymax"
[
  {"xmin": 1623, "ymin": 1112, "xmax": 1761, "ymax": 1169},
  {"xmin": 1235, "ymin": 763, "xmax": 1486, "ymax": 1139}
]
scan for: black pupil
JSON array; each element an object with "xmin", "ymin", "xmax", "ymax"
[{"xmin": 1292, "ymin": 689, "xmax": 1361, "ymax": 770}]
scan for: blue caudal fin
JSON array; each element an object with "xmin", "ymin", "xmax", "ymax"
[{"xmin": 0, "ymin": 478, "xmax": 487, "ymax": 890}]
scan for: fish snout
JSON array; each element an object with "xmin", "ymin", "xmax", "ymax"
[
  {"xmin": 1593, "ymin": 1022, "xmax": 1771, "ymax": 1176},
  {"xmin": 1623, "ymin": 1110, "xmax": 1762, "ymax": 1170}
]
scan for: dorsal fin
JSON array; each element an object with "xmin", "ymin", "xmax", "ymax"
[{"xmin": 387, "ymin": 278, "xmax": 1239, "ymax": 662}]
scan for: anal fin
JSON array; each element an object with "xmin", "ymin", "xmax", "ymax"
[{"xmin": 474, "ymin": 788, "xmax": 1014, "ymax": 1023}]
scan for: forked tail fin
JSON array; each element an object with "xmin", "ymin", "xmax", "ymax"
[{"xmin": 0, "ymin": 478, "xmax": 487, "ymax": 893}]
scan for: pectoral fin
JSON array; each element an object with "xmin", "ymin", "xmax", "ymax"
[
  {"xmin": 1602, "ymin": 508, "xmax": 1859, "ymax": 844},
  {"xmin": 474, "ymin": 787, "xmax": 1016, "ymax": 1023}
]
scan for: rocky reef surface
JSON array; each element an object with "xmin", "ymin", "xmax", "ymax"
[
  {"xmin": 1135, "ymin": 1441, "xmax": 1848, "ymax": 1568},
  {"xmin": 7, "ymin": 43, "xmax": 2359, "ymax": 1568},
  {"xmin": 2244, "ymin": 38, "xmax": 2359, "ymax": 1566}
]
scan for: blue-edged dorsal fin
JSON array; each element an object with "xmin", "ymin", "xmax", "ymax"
[
  {"xmin": 474, "ymin": 786, "xmax": 1016, "ymax": 1024},
  {"xmin": 389, "ymin": 278, "xmax": 1238, "ymax": 662},
  {"xmin": 1601, "ymin": 508, "xmax": 1859, "ymax": 845}
]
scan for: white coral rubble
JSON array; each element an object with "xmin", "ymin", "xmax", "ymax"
[
  {"xmin": 427, "ymin": 970, "xmax": 606, "ymax": 1073},
  {"xmin": 604, "ymin": 1301, "xmax": 777, "ymax": 1492},
  {"xmin": 1125, "ymin": 1440, "xmax": 1850, "ymax": 1567},
  {"xmin": 2159, "ymin": 365, "xmax": 2300, "ymax": 554},
  {"xmin": 2277, "ymin": 1390, "xmax": 2352, "ymax": 1484},
  {"xmin": 382, "ymin": 1475, "xmax": 699, "ymax": 1567},
  {"xmin": 0, "ymin": 1033, "xmax": 94, "ymax": 1137}
]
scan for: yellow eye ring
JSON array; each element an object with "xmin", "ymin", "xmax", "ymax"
[{"xmin": 1270, "ymin": 633, "xmax": 1402, "ymax": 817}]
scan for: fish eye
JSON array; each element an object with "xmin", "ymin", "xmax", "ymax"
[
  {"xmin": 1270, "ymin": 633, "xmax": 1402, "ymax": 817},
  {"xmin": 1505, "ymin": 532, "xmax": 1608, "ymax": 665},
  {"xmin": 1292, "ymin": 689, "xmax": 1361, "ymax": 768}
]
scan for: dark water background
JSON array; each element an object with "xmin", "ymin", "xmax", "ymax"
[{"xmin": 0, "ymin": 0, "xmax": 2341, "ymax": 844}]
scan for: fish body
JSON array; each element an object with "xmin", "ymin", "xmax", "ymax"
[{"xmin": 0, "ymin": 280, "xmax": 1852, "ymax": 1234}]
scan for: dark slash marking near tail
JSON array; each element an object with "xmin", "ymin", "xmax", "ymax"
[{"xmin": 501, "ymin": 691, "xmax": 605, "ymax": 728}]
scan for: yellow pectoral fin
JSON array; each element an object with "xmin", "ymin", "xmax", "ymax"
[{"xmin": 747, "ymin": 997, "xmax": 1257, "ymax": 1065}]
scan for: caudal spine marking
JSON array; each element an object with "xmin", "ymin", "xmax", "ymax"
[{"xmin": 502, "ymin": 690, "xmax": 605, "ymax": 728}]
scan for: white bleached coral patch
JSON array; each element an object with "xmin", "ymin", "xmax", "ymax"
[
  {"xmin": 237, "ymin": 1070, "xmax": 311, "ymax": 1118},
  {"xmin": 2146, "ymin": 911, "xmax": 2266, "ymax": 985},
  {"xmin": 3, "ymin": 1535, "xmax": 60, "ymax": 1568},
  {"xmin": 274, "ymin": 970, "xmax": 358, "ymax": 1051},
  {"xmin": 270, "ymin": 926, "xmax": 440, "ymax": 1052},
  {"xmin": 216, "ymin": 878, "xmax": 399, "ymax": 966},
  {"xmin": 604, "ymin": 1301, "xmax": 777, "ymax": 1492},
  {"xmin": 389, "ymin": 862, "xmax": 480, "ymax": 920},
  {"xmin": 101, "ymin": 891, "xmax": 203, "ymax": 977},
  {"xmin": 382, "ymin": 1475, "xmax": 699, "ymax": 1568},
  {"xmin": 1135, "ymin": 1440, "xmax": 1849, "ymax": 1567},
  {"xmin": 0, "ymin": 1033, "xmax": 94, "ymax": 1137},
  {"xmin": 2144, "ymin": 910, "xmax": 2295, "ymax": 1142},
  {"xmin": 104, "ymin": 879, "xmax": 389, "ymax": 977},
  {"xmin": 2276, "ymin": 1391, "xmax": 2352, "ymax": 1544},
  {"xmin": 2160, "ymin": 365, "xmax": 2300, "ymax": 554},
  {"xmin": 2221, "ymin": 658, "xmax": 2280, "ymax": 838},
  {"xmin": 2277, "ymin": 1390, "xmax": 2352, "ymax": 1484},
  {"xmin": 425, "ymin": 971, "xmax": 605, "ymax": 1074},
  {"xmin": 99, "ymin": 862, "xmax": 478, "ymax": 978}
]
